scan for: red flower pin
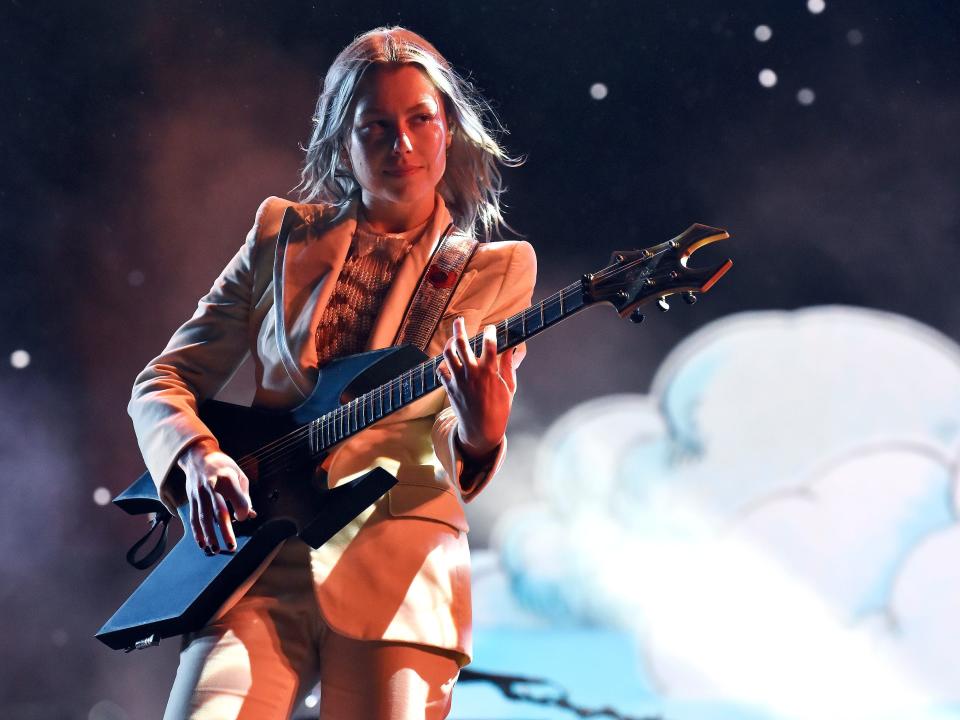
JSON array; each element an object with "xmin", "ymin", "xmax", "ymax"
[{"xmin": 427, "ymin": 267, "xmax": 458, "ymax": 289}]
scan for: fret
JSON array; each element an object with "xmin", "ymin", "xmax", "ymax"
[
  {"xmin": 506, "ymin": 313, "xmax": 523, "ymax": 346},
  {"xmin": 542, "ymin": 294, "xmax": 563, "ymax": 324},
  {"xmin": 564, "ymin": 285, "xmax": 585, "ymax": 313},
  {"xmin": 524, "ymin": 305, "xmax": 543, "ymax": 334}
]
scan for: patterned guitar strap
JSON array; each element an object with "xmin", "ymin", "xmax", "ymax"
[{"xmin": 393, "ymin": 222, "xmax": 478, "ymax": 350}]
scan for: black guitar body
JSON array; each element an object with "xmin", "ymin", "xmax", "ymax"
[{"xmin": 96, "ymin": 344, "xmax": 429, "ymax": 651}]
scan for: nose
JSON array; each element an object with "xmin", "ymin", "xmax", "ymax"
[{"xmin": 393, "ymin": 131, "xmax": 413, "ymax": 154}]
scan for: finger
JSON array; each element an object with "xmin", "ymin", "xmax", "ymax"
[
  {"xmin": 501, "ymin": 347, "xmax": 518, "ymax": 395},
  {"xmin": 512, "ymin": 342, "xmax": 527, "ymax": 368},
  {"xmin": 197, "ymin": 480, "xmax": 220, "ymax": 553},
  {"xmin": 436, "ymin": 359, "xmax": 452, "ymax": 384},
  {"xmin": 452, "ymin": 317, "xmax": 476, "ymax": 367},
  {"xmin": 443, "ymin": 336, "xmax": 463, "ymax": 373},
  {"xmin": 213, "ymin": 491, "xmax": 237, "ymax": 551},
  {"xmin": 217, "ymin": 468, "xmax": 255, "ymax": 522},
  {"xmin": 479, "ymin": 325, "xmax": 498, "ymax": 368},
  {"xmin": 189, "ymin": 493, "xmax": 206, "ymax": 550}
]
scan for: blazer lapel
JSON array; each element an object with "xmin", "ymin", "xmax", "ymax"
[
  {"xmin": 365, "ymin": 194, "xmax": 455, "ymax": 351},
  {"xmin": 275, "ymin": 198, "xmax": 359, "ymax": 395}
]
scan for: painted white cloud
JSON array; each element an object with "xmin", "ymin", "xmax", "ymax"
[{"xmin": 490, "ymin": 306, "xmax": 960, "ymax": 717}]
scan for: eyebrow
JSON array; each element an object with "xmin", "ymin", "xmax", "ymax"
[{"xmin": 356, "ymin": 100, "xmax": 437, "ymax": 116}]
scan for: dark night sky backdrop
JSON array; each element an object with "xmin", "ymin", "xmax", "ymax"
[{"xmin": 2, "ymin": 1, "xmax": 959, "ymax": 718}]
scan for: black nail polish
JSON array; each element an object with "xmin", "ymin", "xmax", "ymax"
[{"xmin": 203, "ymin": 546, "xmax": 214, "ymax": 556}]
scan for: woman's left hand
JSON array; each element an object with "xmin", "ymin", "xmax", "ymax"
[{"xmin": 437, "ymin": 317, "xmax": 517, "ymax": 459}]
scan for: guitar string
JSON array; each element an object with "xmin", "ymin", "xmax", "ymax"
[
  {"xmin": 233, "ymin": 280, "xmax": 583, "ymax": 476},
  {"xmin": 234, "ymin": 256, "xmax": 662, "ymax": 479},
  {"xmin": 234, "ymin": 251, "xmax": 667, "ymax": 478},
  {"xmin": 235, "ymin": 273, "xmax": 643, "ymax": 480}
]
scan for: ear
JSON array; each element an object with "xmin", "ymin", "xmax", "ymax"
[{"xmin": 338, "ymin": 143, "xmax": 352, "ymax": 171}]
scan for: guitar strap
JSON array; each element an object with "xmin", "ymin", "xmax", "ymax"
[
  {"xmin": 393, "ymin": 223, "xmax": 478, "ymax": 350},
  {"xmin": 125, "ymin": 511, "xmax": 171, "ymax": 570}
]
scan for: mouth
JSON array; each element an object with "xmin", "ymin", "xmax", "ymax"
[{"xmin": 383, "ymin": 166, "xmax": 423, "ymax": 177}]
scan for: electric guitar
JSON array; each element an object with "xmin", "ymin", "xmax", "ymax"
[{"xmin": 96, "ymin": 223, "xmax": 732, "ymax": 651}]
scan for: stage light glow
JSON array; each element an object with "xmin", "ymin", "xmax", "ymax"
[
  {"xmin": 87, "ymin": 699, "xmax": 130, "ymax": 720},
  {"xmin": 93, "ymin": 487, "xmax": 112, "ymax": 506},
  {"xmin": 797, "ymin": 88, "xmax": 816, "ymax": 105},
  {"xmin": 754, "ymin": 25, "xmax": 772, "ymax": 42},
  {"xmin": 589, "ymin": 83, "xmax": 608, "ymax": 100},
  {"xmin": 10, "ymin": 349, "xmax": 30, "ymax": 369},
  {"xmin": 758, "ymin": 69, "xmax": 778, "ymax": 88},
  {"xmin": 127, "ymin": 269, "xmax": 145, "ymax": 287},
  {"xmin": 847, "ymin": 28, "xmax": 864, "ymax": 46},
  {"xmin": 807, "ymin": 0, "xmax": 826, "ymax": 14},
  {"xmin": 304, "ymin": 693, "xmax": 319, "ymax": 708}
]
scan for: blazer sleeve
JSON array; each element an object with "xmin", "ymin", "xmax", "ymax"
[
  {"xmin": 431, "ymin": 239, "xmax": 538, "ymax": 502},
  {"xmin": 128, "ymin": 197, "xmax": 272, "ymax": 512}
]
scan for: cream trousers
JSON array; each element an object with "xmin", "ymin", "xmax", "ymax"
[{"xmin": 162, "ymin": 542, "xmax": 460, "ymax": 720}]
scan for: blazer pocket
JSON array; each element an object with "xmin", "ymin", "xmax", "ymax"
[{"xmin": 387, "ymin": 464, "xmax": 470, "ymax": 534}]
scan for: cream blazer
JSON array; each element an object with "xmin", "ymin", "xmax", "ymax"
[{"xmin": 128, "ymin": 193, "xmax": 537, "ymax": 662}]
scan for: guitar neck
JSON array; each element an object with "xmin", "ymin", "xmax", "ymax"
[{"xmin": 307, "ymin": 281, "xmax": 589, "ymax": 454}]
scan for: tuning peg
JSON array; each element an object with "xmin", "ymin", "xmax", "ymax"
[
  {"xmin": 629, "ymin": 308, "xmax": 645, "ymax": 324},
  {"xmin": 682, "ymin": 291, "xmax": 698, "ymax": 305},
  {"xmin": 657, "ymin": 296, "xmax": 670, "ymax": 312}
]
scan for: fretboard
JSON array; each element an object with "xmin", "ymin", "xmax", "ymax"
[{"xmin": 305, "ymin": 281, "xmax": 589, "ymax": 455}]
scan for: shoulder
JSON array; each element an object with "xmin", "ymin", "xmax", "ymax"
[
  {"xmin": 251, "ymin": 196, "xmax": 342, "ymax": 244},
  {"xmin": 469, "ymin": 239, "xmax": 537, "ymax": 279}
]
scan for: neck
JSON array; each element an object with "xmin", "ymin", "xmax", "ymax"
[{"xmin": 359, "ymin": 192, "xmax": 436, "ymax": 234}]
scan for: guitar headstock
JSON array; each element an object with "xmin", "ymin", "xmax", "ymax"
[{"xmin": 582, "ymin": 224, "xmax": 732, "ymax": 320}]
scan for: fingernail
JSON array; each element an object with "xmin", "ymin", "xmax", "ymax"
[
  {"xmin": 203, "ymin": 546, "xmax": 214, "ymax": 556},
  {"xmin": 227, "ymin": 544, "xmax": 237, "ymax": 552}
]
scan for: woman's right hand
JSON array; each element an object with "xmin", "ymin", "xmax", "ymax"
[{"xmin": 177, "ymin": 437, "xmax": 257, "ymax": 554}]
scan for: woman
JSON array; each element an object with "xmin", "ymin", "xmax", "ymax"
[{"xmin": 129, "ymin": 26, "xmax": 537, "ymax": 719}]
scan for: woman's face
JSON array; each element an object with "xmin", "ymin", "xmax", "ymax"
[{"xmin": 346, "ymin": 63, "xmax": 452, "ymax": 214}]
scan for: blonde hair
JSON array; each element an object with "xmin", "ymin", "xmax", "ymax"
[{"xmin": 295, "ymin": 26, "xmax": 522, "ymax": 240}]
